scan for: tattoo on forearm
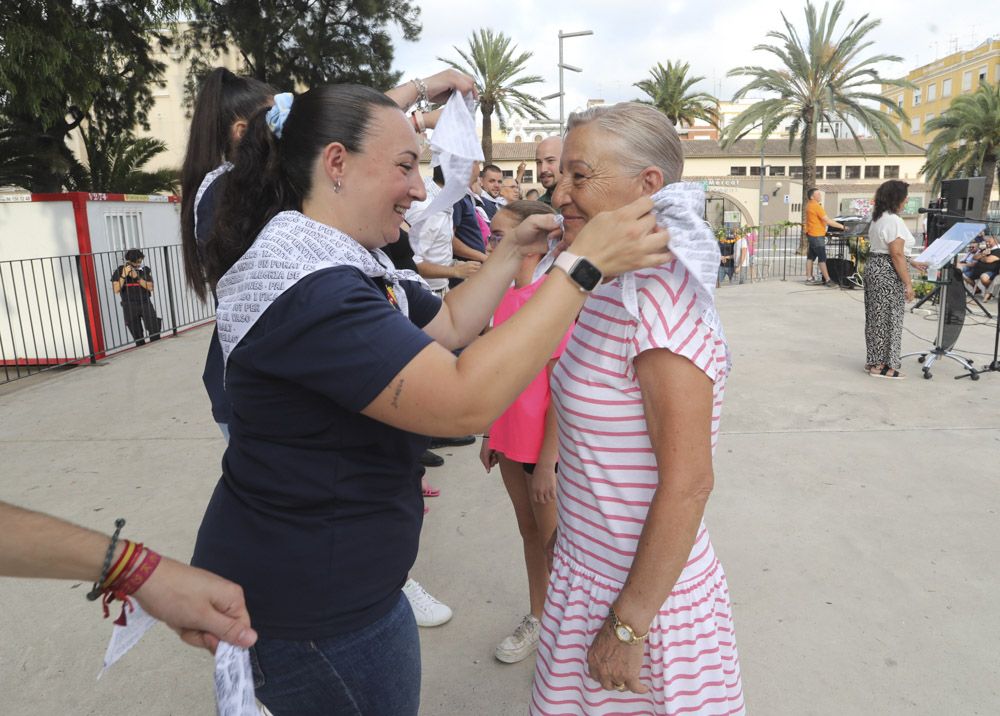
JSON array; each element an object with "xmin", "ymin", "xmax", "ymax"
[{"xmin": 391, "ymin": 378, "xmax": 405, "ymax": 409}]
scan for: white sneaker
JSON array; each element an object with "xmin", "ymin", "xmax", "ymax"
[
  {"xmin": 494, "ymin": 614, "xmax": 541, "ymax": 663},
  {"xmin": 402, "ymin": 579, "xmax": 453, "ymax": 627}
]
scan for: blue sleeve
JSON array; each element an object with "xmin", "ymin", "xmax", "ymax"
[
  {"xmin": 242, "ymin": 267, "xmax": 435, "ymax": 412},
  {"xmin": 400, "ymin": 280, "xmax": 442, "ymax": 328},
  {"xmin": 452, "ymin": 199, "xmax": 464, "ymax": 230},
  {"xmin": 196, "ymin": 178, "xmax": 220, "ymax": 248}
]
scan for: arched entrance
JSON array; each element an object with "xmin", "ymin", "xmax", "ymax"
[{"xmin": 704, "ymin": 191, "xmax": 754, "ymax": 230}]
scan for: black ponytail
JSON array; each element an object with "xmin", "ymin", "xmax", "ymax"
[
  {"xmin": 180, "ymin": 68, "xmax": 275, "ymax": 300},
  {"xmin": 203, "ymin": 84, "xmax": 400, "ymax": 288},
  {"xmin": 872, "ymin": 179, "xmax": 909, "ymax": 222}
]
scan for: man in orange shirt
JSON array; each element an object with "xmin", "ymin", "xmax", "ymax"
[{"xmin": 804, "ymin": 188, "xmax": 844, "ymax": 285}]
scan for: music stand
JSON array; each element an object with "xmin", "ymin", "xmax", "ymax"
[
  {"xmin": 901, "ymin": 222, "xmax": 986, "ymax": 380},
  {"xmin": 912, "ymin": 211, "xmax": 993, "ymax": 318}
]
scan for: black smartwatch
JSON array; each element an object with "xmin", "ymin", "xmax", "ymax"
[{"xmin": 553, "ymin": 251, "xmax": 603, "ymax": 292}]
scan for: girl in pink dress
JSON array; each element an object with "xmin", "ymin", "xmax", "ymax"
[{"xmin": 480, "ymin": 201, "xmax": 575, "ymax": 665}]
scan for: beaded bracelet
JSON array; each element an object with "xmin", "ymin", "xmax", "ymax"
[{"xmin": 86, "ymin": 518, "xmax": 125, "ymax": 601}]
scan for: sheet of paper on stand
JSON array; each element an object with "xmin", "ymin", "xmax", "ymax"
[
  {"xmin": 914, "ymin": 222, "xmax": 987, "ymax": 269},
  {"xmin": 214, "ymin": 642, "xmax": 258, "ymax": 716},
  {"xmin": 417, "ymin": 92, "xmax": 483, "ymax": 220},
  {"xmin": 98, "ymin": 601, "xmax": 158, "ymax": 679}
]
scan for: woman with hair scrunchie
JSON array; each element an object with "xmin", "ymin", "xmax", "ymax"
[
  {"xmin": 190, "ymin": 82, "xmax": 672, "ymax": 715},
  {"xmin": 863, "ymin": 180, "xmax": 928, "ymax": 379}
]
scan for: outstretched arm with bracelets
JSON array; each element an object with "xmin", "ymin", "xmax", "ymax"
[{"xmin": 0, "ymin": 501, "xmax": 256, "ymax": 653}]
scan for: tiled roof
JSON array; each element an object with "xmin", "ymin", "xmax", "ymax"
[{"xmin": 420, "ymin": 138, "xmax": 926, "ymax": 162}]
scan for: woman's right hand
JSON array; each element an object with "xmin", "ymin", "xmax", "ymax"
[
  {"xmin": 479, "ymin": 438, "xmax": 499, "ymax": 472},
  {"xmin": 570, "ymin": 196, "xmax": 673, "ymax": 278}
]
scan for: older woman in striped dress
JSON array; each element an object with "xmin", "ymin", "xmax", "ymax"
[{"xmin": 531, "ymin": 103, "xmax": 744, "ymax": 715}]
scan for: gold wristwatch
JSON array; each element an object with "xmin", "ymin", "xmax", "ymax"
[{"xmin": 609, "ymin": 606, "xmax": 648, "ymax": 646}]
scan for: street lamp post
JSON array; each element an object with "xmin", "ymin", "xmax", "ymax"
[
  {"xmin": 555, "ymin": 29, "xmax": 593, "ymax": 135},
  {"xmin": 758, "ymin": 142, "xmax": 766, "ymax": 233}
]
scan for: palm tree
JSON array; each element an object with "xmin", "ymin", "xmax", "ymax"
[
  {"xmin": 71, "ymin": 124, "xmax": 178, "ymax": 194},
  {"xmin": 721, "ymin": 0, "xmax": 911, "ymax": 230},
  {"xmin": 922, "ymin": 82, "xmax": 1000, "ymax": 220},
  {"xmin": 634, "ymin": 61, "xmax": 720, "ymax": 130},
  {"xmin": 439, "ymin": 28, "xmax": 547, "ymax": 164}
]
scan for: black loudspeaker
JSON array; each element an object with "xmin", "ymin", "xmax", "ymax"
[
  {"xmin": 942, "ymin": 177, "xmax": 986, "ymax": 218},
  {"xmin": 826, "ymin": 258, "xmax": 855, "ymax": 288}
]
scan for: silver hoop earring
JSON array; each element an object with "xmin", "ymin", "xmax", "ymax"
[{"xmin": 333, "ymin": 179, "xmax": 342, "ymax": 194}]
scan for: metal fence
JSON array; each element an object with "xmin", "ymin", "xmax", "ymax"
[
  {"xmin": 1, "ymin": 245, "xmax": 213, "ymax": 385},
  {"xmin": 719, "ymin": 224, "xmax": 871, "ymax": 285}
]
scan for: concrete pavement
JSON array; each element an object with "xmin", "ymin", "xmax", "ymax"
[{"xmin": 1, "ymin": 279, "xmax": 998, "ymax": 715}]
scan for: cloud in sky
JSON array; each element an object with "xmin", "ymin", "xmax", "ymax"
[{"xmin": 389, "ymin": 0, "xmax": 995, "ymax": 120}]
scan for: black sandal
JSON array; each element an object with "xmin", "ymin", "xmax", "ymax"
[{"xmin": 870, "ymin": 366, "xmax": 905, "ymax": 379}]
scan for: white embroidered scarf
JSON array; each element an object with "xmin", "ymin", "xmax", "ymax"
[
  {"xmin": 534, "ymin": 182, "xmax": 721, "ymax": 329},
  {"xmin": 215, "ymin": 210, "xmax": 426, "ymax": 368},
  {"xmin": 193, "ymin": 162, "xmax": 233, "ymax": 235}
]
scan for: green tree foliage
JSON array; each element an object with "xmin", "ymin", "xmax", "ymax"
[
  {"xmin": 439, "ymin": 29, "xmax": 546, "ymax": 164},
  {"xmin": 70, "ymin": 125, "xmax": 178, "ymax": 194},
  {"xmin": 922, "ymin": 82, "xmax": 1000, "ymax": 219},
  {"xmin": 634, "ymin": 61, "xmax": 720, "ymax": 129},
  {"xmin": 182, "ymin": 0, "xmax": 421, "ymax": 91},
  {"xmin": 721, "ymin": 0, "xmax": 911, "ymax": 222},
  {"xmin": 0, "ymin": 1, "xmax": 182, "ymax": 191}
]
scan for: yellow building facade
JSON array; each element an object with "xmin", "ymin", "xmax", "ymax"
[{"xmin": 882, "ymin": 38, "xmax": 1000, "ymax": 146}]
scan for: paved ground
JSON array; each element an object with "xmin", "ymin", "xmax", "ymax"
[{"xmin": 1, "ymin": 279, "xmax": 998, "ymax": 715}]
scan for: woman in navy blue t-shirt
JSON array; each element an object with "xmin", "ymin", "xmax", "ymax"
[{"xmin": 192, "ymin": 82, "xmax": 672, "ymax": 715}]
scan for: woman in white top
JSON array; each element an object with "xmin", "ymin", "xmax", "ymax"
[{"xmin": 863, "ymin": 180, "xmax": 927, "ymax": 378}]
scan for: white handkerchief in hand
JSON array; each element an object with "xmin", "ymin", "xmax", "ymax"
[
  {"xmin": 214, "ymin": 642, "xmax": 257, "ymax": 716},
  {"xmin": 98, "ymin": 601, "xmax": 158, "ymax": 679},
  {"xmin": 422, "ymin": 92, "xmax": 484, "ymax": 218}
]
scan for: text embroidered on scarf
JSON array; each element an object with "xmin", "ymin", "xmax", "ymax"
[{"xmin": 215, "ymin": 211, "xmax": 426, "ymax": 370}]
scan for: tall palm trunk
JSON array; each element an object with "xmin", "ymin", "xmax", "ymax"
[
  {"xmin": 981, "ymin": 154, "xmax": 997, "ymax": 220},
  {"xmin": 799, "ymin": 115, "xmax": 818, "ymax": 253},
  {"xmin": 480, "ymin": 102, "xmax": 494, "ymax": 165}
]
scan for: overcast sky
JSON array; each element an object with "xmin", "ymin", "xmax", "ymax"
[{"xmin": 389, "ymin": 0, "xmax": 995, "ymax": 121}]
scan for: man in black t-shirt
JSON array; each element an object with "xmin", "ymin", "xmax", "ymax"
[{"xmin": 111, "ymin": 249, "xmax": 161, "ymax": 347}]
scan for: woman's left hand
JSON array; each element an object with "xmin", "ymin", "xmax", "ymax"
[
  {"xmin": 587, "ymin": 618, "xmax": 650, "ymax": 694},
  {"xmin": 423, "ymin": 69, "xmax": 477, "ymax": 103},
  {"xmin": 529, "ymin": 463, "xmax": 557, "ymax": 504}
]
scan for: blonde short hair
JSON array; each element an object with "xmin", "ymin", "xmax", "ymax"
[{"xmin": 566, "ymin": 102, "xmax": 684, "ymax": 185}]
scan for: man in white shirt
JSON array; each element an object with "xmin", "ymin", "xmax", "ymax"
[{"xmin": 405, "ymin": 165, "xmax": 481, "ymax": 296}]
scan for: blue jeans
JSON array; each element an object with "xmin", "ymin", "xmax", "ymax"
[{"xmin": 250, "ymin": 593, "xmax": 420, "ymax": 715}]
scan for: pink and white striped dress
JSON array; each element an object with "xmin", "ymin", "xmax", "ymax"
[{"xmin": 530, "ymin": 261, "xmax": 744, "ymax": 716}]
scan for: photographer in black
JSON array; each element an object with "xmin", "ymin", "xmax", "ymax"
[{"xmin": 111, "ymin": 249, "xmax": 161, "ymax": 346}]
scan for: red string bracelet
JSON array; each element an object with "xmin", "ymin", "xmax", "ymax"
[{"xmin": 99, "ymin": 547, "xmax": 162, "ymax": 625}]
